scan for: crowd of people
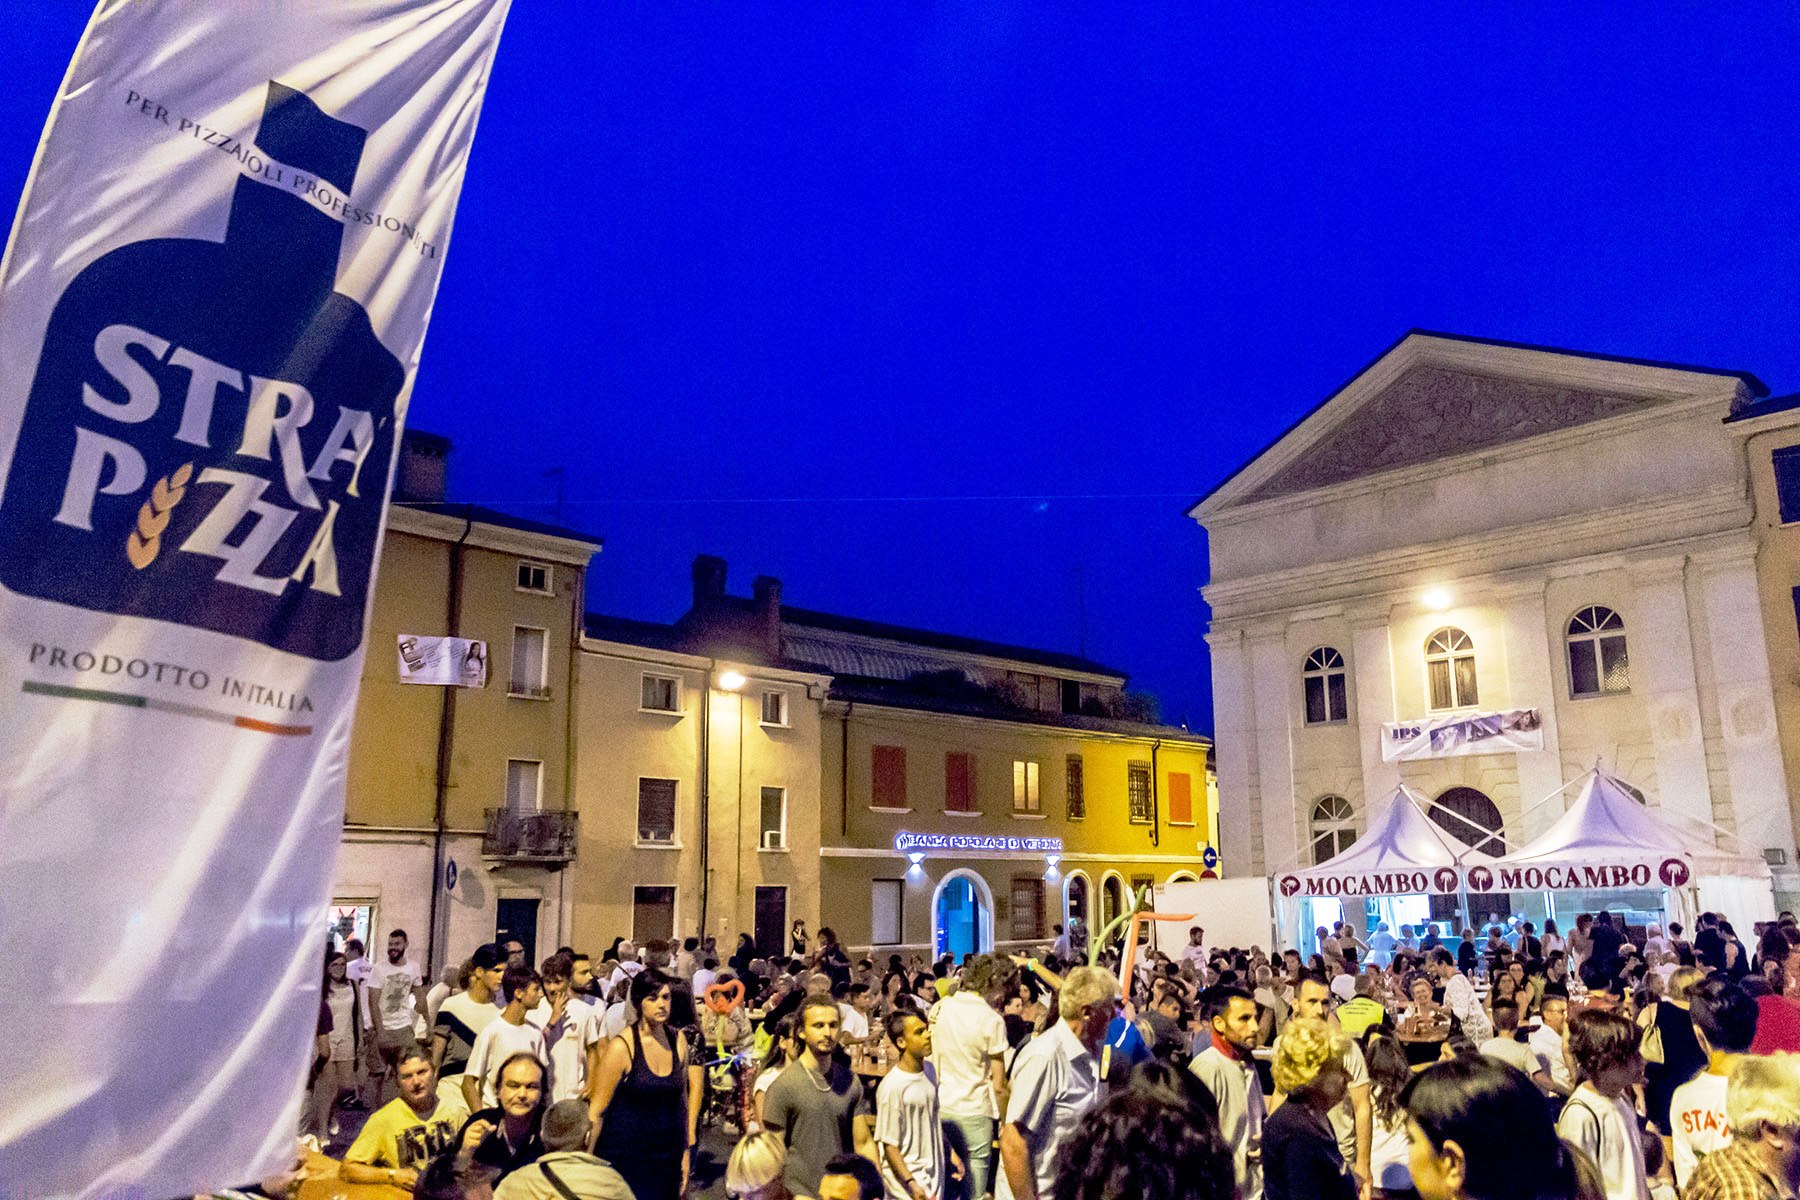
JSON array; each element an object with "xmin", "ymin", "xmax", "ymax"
[{"xmin": 273, "ymin": 908, "xmax": 1800, "ymax": 1200}]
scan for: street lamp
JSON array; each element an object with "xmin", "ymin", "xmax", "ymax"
[
  {"xmin": 1420, "ymin": 587, "xmax": 1452, "ymax": 611},
  {"xmin": 719, "ymin": 669, "xmax": 747, "ymax": 691}
]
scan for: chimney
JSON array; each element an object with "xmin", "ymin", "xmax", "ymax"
[
  {"xmin": 753, "ymin": 575, "xmax": 783, "ymax": 661},
  {"xmin": 692, "ymin": 555, "xmax": 727, "ymax": 609},
  {"xmin": 394, "ymin": 428, "xmax": 451, "ymax": 503}
]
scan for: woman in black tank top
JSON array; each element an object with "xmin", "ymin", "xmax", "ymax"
[{"xmin": 589, "ymin": 967, "xmax": 699, "ymax": 1199}]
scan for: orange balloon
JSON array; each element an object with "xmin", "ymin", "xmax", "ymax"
[{"xmin": 705, "ymin": 979, "xmax": 745, "ymax": 1014}]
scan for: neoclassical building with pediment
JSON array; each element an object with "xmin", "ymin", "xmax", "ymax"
[{"xmin": 1191, "ymin": 331, "xmax": 1800, "ymax": 925}]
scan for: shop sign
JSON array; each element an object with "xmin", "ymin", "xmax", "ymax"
[
  {"xmin": 893, "ymin": 830, "xmax": 1063, "ymax": 855},
  {"xmin": 1470, "ymin": 858, "xmax": 1687, "ymax": 892},
  {"xmin": 1278, "ymin": 866, "xmax": 1462, "ymax": 898}
]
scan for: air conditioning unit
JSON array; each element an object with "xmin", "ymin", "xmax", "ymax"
[
  {"xmin": 762, "ymin": 830, "xmax": 786, "ymax": 851},
  {"xmin": 1765, "ymin": 847, "xmax": 1790, "ymax": 867}
]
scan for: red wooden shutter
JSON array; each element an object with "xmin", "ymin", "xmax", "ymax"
[
  {"xmin": 872, "ymin": 745, "xmax": 907, "ymax": 808},
  {"xmin": 945, "ymin": 752, "xmax": 974, "ymax": 811},
  {"xmin": 1167, "ymin": 772, "xmax": 1192, "ymax": 825}
]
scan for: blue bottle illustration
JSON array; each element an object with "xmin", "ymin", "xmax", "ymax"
[{"xmin": 0, "ymin": 81, "xmax": 404, "ymax": 661}]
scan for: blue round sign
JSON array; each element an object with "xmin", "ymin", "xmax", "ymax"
[
  {"xmin": 1201, "ymin": 845, "xmax": 1219, "ymax": 870},
  {"xmin": 444, "ymin": 857, "xmax": 459, "ymax": 892}
]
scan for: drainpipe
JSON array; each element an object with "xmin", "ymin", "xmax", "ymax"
[
  {"xmin": 698, "ymin": 666, "xmax": 713, "ymax": 938},
  {"xmin": 840, "ymin": 701, "xmax": 852, "ymax": 838},
  {"xmin": 1149, "ymin": 738, "xmax": 1162, "ymax": 848},
  {"xmin": 559, "ymin": 560, "xmax": 584, "ymax": 948},
  {"xmin": 425, "ymin": 513, "xmax": 474, "ymax": 975}
]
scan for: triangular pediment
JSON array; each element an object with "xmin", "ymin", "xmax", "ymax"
[{"xmin": 1193, "ymin": 332, "xmax": 1763, "ymax": 516}]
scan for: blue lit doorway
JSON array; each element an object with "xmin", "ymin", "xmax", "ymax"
[{"xmin": 932, "ymin": 869, "xmax": 993, "ymax": 963}]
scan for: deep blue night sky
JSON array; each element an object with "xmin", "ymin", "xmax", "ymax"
[{"xmin": 5, "ymin": 5, "xmax": 1799, "ymax": 729}]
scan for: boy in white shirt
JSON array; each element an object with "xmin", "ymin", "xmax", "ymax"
[
  {"xmin": 532, "ymin": 952, "xmax": 600, "ymax": 1104},
  {"xmin": 1557, "ymin": 1008, "xmax": 1650, "ymax": 1200},
  {"xmin": 463, "ymin": 966, "xmax": 546, "ymax": 1111},
  {"xmin": 876, "ymin": 1011, "xmax": 964, "ymax": 1200}
]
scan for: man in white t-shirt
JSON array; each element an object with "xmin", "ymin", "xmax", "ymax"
[
  {"xmin": 1478, "ymin": 1001, "xmax": 1552, "ymax": 1092},
  {"xmin": 1429, "ymin": 948, "xmax": 1493, "ymax": 1043},
  {"xmin": 1178, "ymin": 927, "xmax": 1209, "ymax": 970},
  {"xmin": 532, "ymin": 952, "xmax": 600, "ymax": 1104},
  {"xmin": 935, "ymin": 954, "xmax": 1015, "ymax": 1200},
  {"xmin": 364, "ymin": 931, "xmax": 428, "ymax": 1103},
  {"xmin": 1529, "ymin": 995, "xmax": 1575, "ymax": 1097},
  {"xmin": 432, "ymin": 943, "xmax": 507, "ymax": 1104},
  {"xmin": 876, "ymin": 1011, "xmax": 960, "ymax": 1200},
  {"xmin": 837, "ymin": 981, "xmax": 873, "ymax": 1044},
  {"xmin": 1670, "ymin": 979, "xmax": 1758, "ymax": 1188},
  {"xmin": 463, "ymin": 966, "xmax": 547, "ymax": 1110}
]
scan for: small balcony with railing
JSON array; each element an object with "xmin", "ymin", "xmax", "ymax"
[{"xmin": 482, "ymin": 807, "xmax": 578, "ymax": 866}]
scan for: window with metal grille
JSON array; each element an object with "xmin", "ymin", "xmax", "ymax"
[
  {"xmin": 1566, "ymin": 606, "xmax": 1628, "ymax": 697},
  {"xmin": 1010, "ymin": 876, "xmax": 1045, "ymax": 940},
  {"xmin": 637, "ymin": 778, "xmax": 677, "ymax": 843},
  {"xmin": 759, "ymin": 786, "xmax": 786, "ymax": 850},
  {"xmin": 1424, "ymin": 627, "xmax": 1478, "ymax": 710},
  {"xmin": 1012, "ymin": 761, "xmax": 1039, "ymax": 813},
  {"xmin": 1303, "ymin": 646, "xmax": 1348, "ymax": 724},
  {"xmin": 1065, "ymin": 755, "xmax": 1085, "ymax": 820},
  {"xmin": 872, "ymin": 745, "xmax": 907, "ymax": 809},
  {"xmin": 1310, "ymin": 794, "xmax": 1356, "ymax": 864},
  {"xmin": 1127, "ymin": 761, "xmax": 1152, "ymax": 824},
  {"xmin": 946, "ymin": 752, "xmax": 976, "ymax": 812}
]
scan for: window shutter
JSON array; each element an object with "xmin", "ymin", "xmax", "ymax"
[
  {"xmin": 1167, "ymin": 772, "xmax": 1192, "ymax": 824},
  {"xmin": 946, "ymin": 752, "xmax": 974, "ymax": 812},
  {"xmin": 872, "ymin": 745, "xmax": 907, "ymax": 808}
]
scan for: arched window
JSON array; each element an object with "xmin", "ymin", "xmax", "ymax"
[
  {"xmin": 1303, "ymin": 647, "xmax": 1349, "ymax": 725},
  {"xmin": 1567, "ymin": 606, "xmax": 1628, "ymax": 697},
  {"xmin": 1425, "ymin": 627, "xmax": 1478, "ymax": 710},
  {"xmin": 1429, "ymin": 786, "xmax": 1505, "ymax": 856},
  {"xmin": 1310, "ymin": 795, "xmax": 1356, "ymax": 864}
]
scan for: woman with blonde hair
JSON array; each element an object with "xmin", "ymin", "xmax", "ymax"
[
  {"xmin": 1263, "ymin": 1017, "xmax": 1357, "ymax": 1200},
  {"xmin": 726, "ymin": 1130, "xmax": 789, "ymax": 1200}
]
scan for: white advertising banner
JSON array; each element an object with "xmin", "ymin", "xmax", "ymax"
[
  {"xmin": 398, "ymin": 634, "xmax": 490, "ymax": 686},
  {"xmin": 0, "ymin": 3, "xmax": 512, "ymax": 1196},
  {"xmin": 1380, "ymin": 708, "xmax": 1545, "ymax": 762}
]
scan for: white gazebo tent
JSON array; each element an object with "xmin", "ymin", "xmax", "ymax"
[
  {"xmin": 1480, "ymin": 770, "xmax": 1776, "ymax": 930},
  {"xmin": 1273, "ymin": 783, "xmax": 1493, "ymax": 950}
]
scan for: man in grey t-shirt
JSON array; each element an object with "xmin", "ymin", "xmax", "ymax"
[{"xmin": 764, "ymin": 997, "xmax": 869, "ymax": 1200}]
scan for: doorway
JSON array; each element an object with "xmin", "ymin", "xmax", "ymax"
[
  {"xmin": 754, "ymin": 886, "xmax": 787, "ymax": 959},
  {"xmin": 932, "ymin": 870, "xmax": 992, "ymax": 963},
  {"xmin": 495, "ymin": 898, "xmax": 539, "ymax": 966}
]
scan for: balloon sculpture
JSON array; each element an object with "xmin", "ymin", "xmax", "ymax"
[
  {"xmin": 1090, "ymin": 884, "xmax": 1195, "ymax": 1008},
  {"xmin": 703, "ymin": 979, "xmax": 748, "ymax": 1128}
]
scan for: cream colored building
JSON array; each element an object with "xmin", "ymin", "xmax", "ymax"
[
  {"xmin": 330, "ymin": 433, "xmax": 601, "ymax": 972},
  {"xmin": 1192, "ymin": 333, "xmax": 1800, "ymax": 927},
  {"xmin": 572, "ymin": 618, "xmax": 829, "ymax": 950}
]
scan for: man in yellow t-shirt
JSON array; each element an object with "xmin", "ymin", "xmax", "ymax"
[
  {"xmin": 1336, "ymin": 975, "xmax": 1388, "ymax": 1040},
  {"xmin": 342, "ymin": 1050, "xmax": 469, "ymax": 1188}
]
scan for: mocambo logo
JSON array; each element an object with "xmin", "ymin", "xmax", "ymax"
[{"xmin": 0, "ymin": 83, "xmax": 401, "ymax": 661}]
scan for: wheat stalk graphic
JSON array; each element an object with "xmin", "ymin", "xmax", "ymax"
[{"xmin": 125, "ymin": 463, "xmax": 194, "ymax": 570}]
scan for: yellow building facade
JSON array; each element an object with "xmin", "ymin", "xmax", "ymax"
[
  {"xmin": 329, "ymin": 434, "xmax": 601, "ymax": 971},
  {"xmin": 821, "ymin": 702, "xmax": 1214, "ymax": 958}
]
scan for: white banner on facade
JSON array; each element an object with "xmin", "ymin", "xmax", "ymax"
[
  {"xmin": 1380, "ymin": 708, "xmax": 1544, "ymax": 762},
  {"xmin": 398, "ymin": 634, "xmax": 490, "ymax": 686},
  {"xmin": 0, "ymin": 4, "xmax": 512, "ymax": 1196}
]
